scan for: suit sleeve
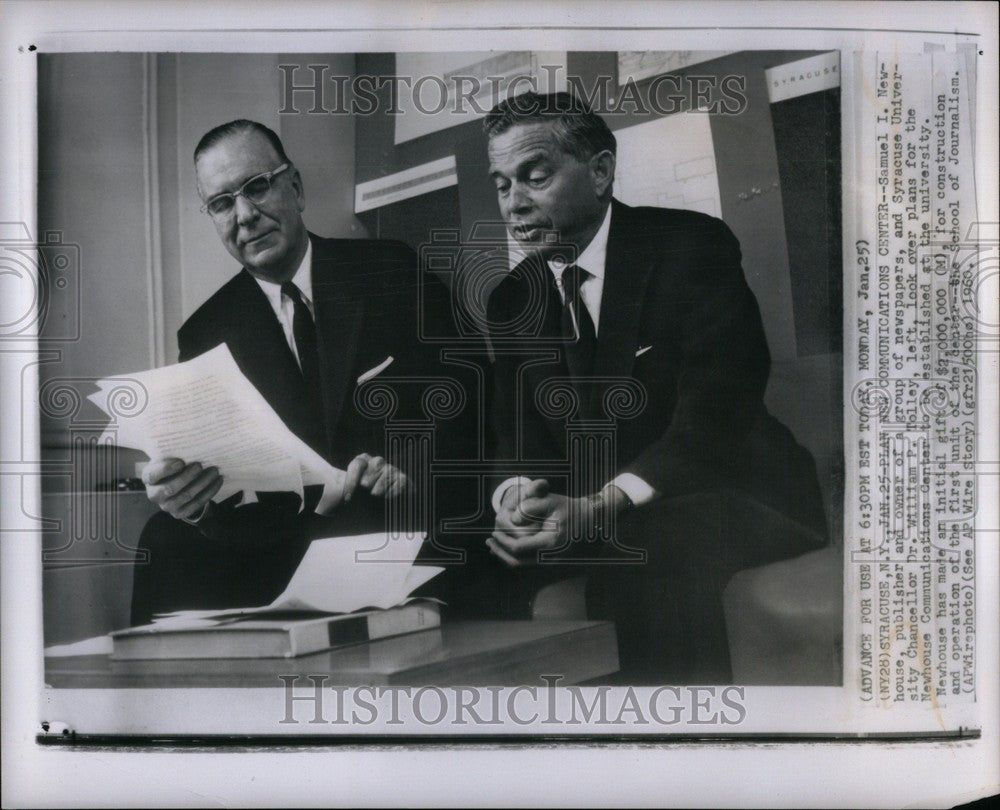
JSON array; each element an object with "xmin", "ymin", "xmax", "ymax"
[
  {"xmin": 485, "ymin": 288, "xmax": 520, "ymax": 469},
  {"xmin": 622, "ymin": 221, "xmax": 770, "ymax": 498},
  {"xmin": 177, "ymin": 319, "xmax": 216, "ymax": 364},
  {"xmin": 177, "ymin": 329, "xmax": 196, "ymax": 363},
  {"xmin": 485, "ymin": 280, "xmax": 549, "ymax": 510}
]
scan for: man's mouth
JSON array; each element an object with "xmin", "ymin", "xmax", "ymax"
[
  {"xmin": 511, "ymin": 223, "xmax": 548, "ymax": 241},
  {"xmin": 242, "ymin": 231, "xmax": 276, "ymax": 248}
]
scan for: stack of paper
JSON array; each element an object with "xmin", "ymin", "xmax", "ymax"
[{"xmin": 152, "ymin": 531, "xmax": 442, "ymax": 625}]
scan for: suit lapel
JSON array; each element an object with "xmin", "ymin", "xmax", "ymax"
[
  {"xmin": 310, "ymin": 235, "xmax": 364, "ymax": 442},
  {"xmin": 230, "ymin": 270, "xmax": 304, "ymax": 399},
  {"xmin": 589, "ymin": 200, "xmax": 655, "ymax": 417},
  {"xmin": 228, "ymin": 269, "xmax": 329, "ymax": 453},
  {"xmin": 505, "ymin": 253, "xmax": 572, "ymax": 450}
]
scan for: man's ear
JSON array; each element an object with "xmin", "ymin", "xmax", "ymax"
[
  {"xmin": 291, "ymin": 167, "xmax": 306, "ymax": 212},
  {"xmin": 590, "ymin": 149, "xmax": 616, "ymax": 198}
]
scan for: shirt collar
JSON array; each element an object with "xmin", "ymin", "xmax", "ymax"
[
  {"xmin": 547, "ymin": 202, "xmax": 612, "ymax": 281},
  {"xmin": 253, "ymin": 238, "xmax": 313, "ymax": 307}
]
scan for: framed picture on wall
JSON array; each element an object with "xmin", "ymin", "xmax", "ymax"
[
  {"xmin": 393, "ymin": 51, "xmax": 568, "ymax": 144},
  {"xmin": 617, "ymin": 50, "xmax": 734, "ymax": 84}
]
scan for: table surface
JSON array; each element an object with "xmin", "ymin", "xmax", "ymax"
[{"xmin": 45, "ymin": 619, "xmax": 619, "ymax": 688}]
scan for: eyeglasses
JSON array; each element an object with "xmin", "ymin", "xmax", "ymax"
[{"xmin": 200, "ymin": 163, "xmax": 290, "ymax": 218}]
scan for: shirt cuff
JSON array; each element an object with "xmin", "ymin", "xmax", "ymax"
[
  {"xmin": 608, "ymin": 473, "xmax": 658, "ymax": 507},
  {"xmin": 491, "ymin": 476, "xmax": 533, "ymax": 513}
]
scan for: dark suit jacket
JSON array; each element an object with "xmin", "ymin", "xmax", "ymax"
[
  {"xmin": 179, "ymin": 233, "xmax": 435, "ymax": 471},
  {"xmin": 487, "ymin": 199, "xmax": 826, "ymax": 533}
]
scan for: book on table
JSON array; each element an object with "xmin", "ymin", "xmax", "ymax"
[
  {"xmin": 110, "ymin": 600, "xmax": 441, "ymax": 660},
  {"xmin": 112, "ymin": 531, "xmax": 445, "ymax": 660}
]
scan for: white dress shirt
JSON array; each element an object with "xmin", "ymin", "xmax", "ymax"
[
  {"xmin": 492, "ymin": 205, "xmax": 659, "ymax": 513},
  {"xmin": 546, "ymin": 199, "xmax": 611, "ymax": 332},
  {"xmin": 253, "ymin": 239, "xmax": 314, "ymax": 370}
]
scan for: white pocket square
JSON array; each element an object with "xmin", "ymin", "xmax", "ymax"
[
  {"xmin": 357, "ymin": 356, "xmax": 394, "ymax": 384},
  {"xmin": 635, "ymin": 345, "xmax": 653, "ymax": 358}
]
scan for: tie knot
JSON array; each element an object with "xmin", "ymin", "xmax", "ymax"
[{"xmin": 281, "ymin": 281, "xmax": 305, "ymax": 304}]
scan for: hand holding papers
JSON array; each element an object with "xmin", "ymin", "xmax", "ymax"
[{"xmin": 87, "ymin": 344, "xmax": 346, "ymax": 511}]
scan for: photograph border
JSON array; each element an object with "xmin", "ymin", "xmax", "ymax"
[{"xmin": 2, "ymin": 1, "xmax": 997, "ymax": 807}]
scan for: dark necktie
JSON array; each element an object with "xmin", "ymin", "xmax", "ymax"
[
  {"xmin": 559, "ymin": 264, "xmax": 597, "ymax": 380},
  {"xmin": 281, "ymin": 281, "xmax": 322, "ymax": 404}
]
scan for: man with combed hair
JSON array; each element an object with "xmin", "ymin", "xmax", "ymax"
[
  {"xmin": 132, "ymin": 119, "xmax": 463, "ymax": 623},
  {"xmin": 482, "ymin": 92, "xmax": 828, "ymax": 683}
]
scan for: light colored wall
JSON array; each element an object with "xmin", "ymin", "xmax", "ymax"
[
  {"xmin": 37, "ymin": 53, "xmax": 152, "ymax": 382},
  {"xmin": 172, "ymin": 54, "xmax": 285, "ymax": 328},
  {"xmin": 278, "ymin": 53, "xmax": 367, "ymax": 242},
  {"xmin": 37, "ymin": 53, "xmax": 155, "ymax": 470}
]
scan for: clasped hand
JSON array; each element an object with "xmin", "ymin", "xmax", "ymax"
[
  {"xmin": 487, "ymin": 478, "xmax": 589, "ymax": 567},
  {"xmin": 143, "ymin": 452, "xmax": 408, "ymax": 521}
]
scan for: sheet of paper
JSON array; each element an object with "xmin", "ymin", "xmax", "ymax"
[
  {"xmin": 153, "ymin": 532, "xmax": 442, "ymax": 620},
  {"xmin": 86, "ymin": 343, "xmax": 345, "ymax": 510},
  {"xmin": 43, "ymin": 635, "xmax": 115, "ymax": 658}
]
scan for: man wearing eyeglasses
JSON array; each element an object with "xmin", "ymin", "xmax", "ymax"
[{"xmin": 130, "ymin": 119, "xmax": 464, "ymax": 622}]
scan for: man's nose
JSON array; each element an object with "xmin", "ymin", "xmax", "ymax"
[
  {"xmin": 234, "ymin": 194, "xmax": 260, "ymax": 226},
  {"xmin": 505, "ymin": 184, "xmax": 532, "ymax": 216}
]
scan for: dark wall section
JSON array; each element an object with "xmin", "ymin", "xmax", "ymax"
[
  {"xmin": 772, "ymin": 87, "xmax": 843, "ymax": 357},
  {"xmin": 358, "ymin": 185, "xmax": 461, "ymax": 247}
]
